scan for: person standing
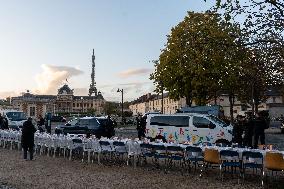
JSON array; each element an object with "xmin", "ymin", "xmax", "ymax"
[
  {"xmin": 136, "ymin": 115, "xmax": 143, "ymax": 139},
  {"xmin": 253, "ymin": 113, "xmax": 267, "ymax": 149},
  {"xmin": 106, "ymin": 115, "xmax": 114, "ymax": 138},
  {"xmin": 243, "ymin": 114, "xmax": 254, "ymax": 148},
  {"xmin": 37, "ymin": 115, "xmax": 45, "ymax": 133},
  {"xmin": 21, "ymin": 117, "xmax": 37, "ymax": 160},
  {"xmin": 233, "ymin": 115, "xmax": 245, "ymax": 146},
  {"xmin": 2, "ymin": 115, "xmax": 9, "ymax": 130},
  {"xmin": 0, "ymin": 113, "xmax": 4, "ymax": 129}
]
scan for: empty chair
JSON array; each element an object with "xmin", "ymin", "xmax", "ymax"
[
  {"xmin": 167, "ymin": 146, "xmax": 185, "ymax": 169},
  {"xmin": 126, "ymin": 140, "xmax": 140, "ymax": 167},
  {"xmin": 219, "ymin": 150, "xmax": 242, "ymax": 182},
  {"xmin": 68, "ymin": 138, "xmax": 83, "ymax": 161},
  {"xmin": 242, "ymin": 151, "xmax": 264, "ymax": 184},
  {"xmin": 82, "ymin": 138, "xmax": 93, "ymax": 163},
  {"xmin": 99, "ymin": 141, "xmax": 114, "ymax": 162},
  {"xmin": 113, "ymin": 141, "xmax": 128, "ymax": 163},
  {"xmin": 139, "ymin": 143, "xmax": 154, "ymax": 165},
  {"xmin": 185, "ymin": 146, "xmax": 203, "ymax": 172},
  {"xmin": 201, "ymin": 148, "xmax": 220, "ymax": 177},
  {"xmin": 264, "ymin": 152, "xmax": 284, "ymax": 176},
  {"xmin": 152, "ymin": 144, "xmax": 168, "ymax": 167}
]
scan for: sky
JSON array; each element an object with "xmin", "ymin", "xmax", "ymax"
[{"xmin": 0, "ymin": 0, "xmax": 214, "ymax": 101}]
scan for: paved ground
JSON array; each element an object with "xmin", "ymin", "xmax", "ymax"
[{"xmin": 0, "ymin": 148, "xmax": 275, "ymax": 189}]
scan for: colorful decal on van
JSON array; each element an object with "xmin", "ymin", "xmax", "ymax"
[
  {"xmin": 163, "ymin": 132, "xmax": 168, "ymax": 140},
  {"xmin": 145, "ymin": 128, "xmax": 149, "ymax": 134},
  {"xmin": 217, "ymin": 130, "xmax": 225, "ymax": 138},
  {"xmin": 174, "ymin": 132, "xmax": 179, "ymax": 141},
  {"xmin": 179, "ymin": 128, "xmax": 184, "ymax": 135},
  {"xmin": 158, "ymin": 128, "xmax": 163, "ymax": 135}
]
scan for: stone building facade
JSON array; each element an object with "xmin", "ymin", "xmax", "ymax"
[
  {"xmin": 11, "ymin": 84, "xmax": 105, "ymax": 118},
  {"xmin": 129, "ymin": 93, "xmax": 187, "ymax": 116}
]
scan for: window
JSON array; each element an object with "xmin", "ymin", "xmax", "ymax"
[
  {"xmin": 73, "ymin": 103, "xmax": 75, "ymax": 107},
  {"xmin": 150, "ymin": 116, "xmax": 189, "ymax": 127},
  {"xmin": 30, "ymin": 107, "xmax": 36, "ymax": 117},
  {"xmin": 193, "ymin": 116, "xmax": 214, "ymax": 129}
]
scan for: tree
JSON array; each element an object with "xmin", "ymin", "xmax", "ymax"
[
  {"xmin": 150, "ymin": 11, "xmax": 245, "ymax": 121},
  {"xmin": 210, "ymin": 0, "xmax": 284, "ymax": 114},
  {"xmin": 103, "ymin": 101, "xmax": 118, "ymax": 115}
]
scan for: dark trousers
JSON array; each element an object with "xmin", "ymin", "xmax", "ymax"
[
  {"xmin": 244, "ymin": 136, "xmax": 253, "ymax": 148},
  {"xmin": 254, "ymin": 133, "xmax": 265, "ymax": 149},
  {"xmin": 23, "ymin": 146, "xmax": 34, "ymax": 160}
]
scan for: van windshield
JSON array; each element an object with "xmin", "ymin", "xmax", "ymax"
[
  {"xmin": 6, "ymin": 112, "xmax": 27, "ymax": 121},
  {"xmin": 208, "ymin": 115, "xmax": 228, "ymax": 127}
]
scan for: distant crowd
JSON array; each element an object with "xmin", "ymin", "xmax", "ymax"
[{"xmin": 232, "ymin": 112, "xmax": 270, "ymax": 149}]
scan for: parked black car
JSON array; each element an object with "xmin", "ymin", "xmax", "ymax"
[
  {"xmin": 55, "ymin": 117, "xmax": 115, "ymax": 138},
  {"xmin": 51, "ymin": 115, "xmax": 66, "ymax": 122}
]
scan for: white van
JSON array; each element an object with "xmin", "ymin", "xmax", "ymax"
[
  {"xmin": 146, "ymin": 113, "xmax": 233, "ymax": 145},
  {"xmin": 1, "ymin": 110, "xmax": 27, "ymax": 130}
]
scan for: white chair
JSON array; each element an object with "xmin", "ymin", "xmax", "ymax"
[
  {"xmin": 68, "ymin": 138, "xmax": 83, "ymax": 161},
  {"xmin": 82, "ymin": 138, "xmax": 93, "ymax": 163},
  {"xmin": 113, "ymin": 141, "xmax": 128, "ymax": 163},
  {"xmin": 99, "ymin": 140, "xmax": 114, "ymax": 162}
]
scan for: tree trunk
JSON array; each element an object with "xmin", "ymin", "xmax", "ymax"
[
  {"xmin": 228, "ymin": 93, "xmax": 235, "ymax": 123},
  {"xmin": 185, "ymin": 93, "xmax": 192, "ymax": 107}
]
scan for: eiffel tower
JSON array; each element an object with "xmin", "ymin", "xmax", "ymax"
[{"xmin": 88, "ymin": 49, "xmax": 98, "ymax": 96}]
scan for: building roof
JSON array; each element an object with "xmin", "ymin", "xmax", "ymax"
[{"xmin": 58, "ymin": 84, "xmax": 73, "ymax": 95}]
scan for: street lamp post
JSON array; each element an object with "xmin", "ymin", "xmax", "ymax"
[
  {"xmin": 81, "ymin": 97, "xmax": 84, "ymax": 115},
  {"xmin": 117, "ymin": 88, "xmax": 124, "ymax": 124},
  {"xmin": 159, "ymin": 81, "xmax": 164, "ymax": 114}
]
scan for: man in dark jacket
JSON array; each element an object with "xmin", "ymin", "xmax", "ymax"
[
  {"xmin": 243, "ymin": 114, "xmax": 254, "ymax": 148},
  {"xmin": 21, "ymin": 117, "xmax": 37, "ymax": 160},
  {"xmin": 233, "ymin": 115, "xmax": 245, "ymax": 146},
  {"xmin": 0, "ymin": 113, "xmax": 4, "ymax": 129},
  {"xmin": 3, "ymin": 115, "xmax": 9, "ymax": 130},
  {"xmin": 253, "ymin": 113, "xmax": 267, "ymax": 148}
]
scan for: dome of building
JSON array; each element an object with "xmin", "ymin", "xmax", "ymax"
[{"xmin": 58, "ymin": 84, "xmax": 73, "ymax": 95}]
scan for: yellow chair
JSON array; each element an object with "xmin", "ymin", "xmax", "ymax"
[
  {"xmin": 201, "ymin": 148, "xmax": 220, "ymax": 177},
  {"xmin": 265, "ymin": 152, "xmax": 284, "ymax": 173},
  {"xmin": 204, "ymin": 148, "xmax": 220, "ymax": 164}
]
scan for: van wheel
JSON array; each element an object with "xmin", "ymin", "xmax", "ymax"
[{"xmin": 215, "ymin": 139, "xmax": 231, "ymax": 146}]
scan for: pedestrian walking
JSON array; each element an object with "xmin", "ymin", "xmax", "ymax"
[
  {"xmin": 21, "ymin": 117, "xmax": 37, "ymax": 160},
  {"xmin": 0, "ymin": 113, "xmax": 4, "ymax": 130},
  {"xmin": 253, "ymin": 113, "xmax": 268, "ymax": 149}
]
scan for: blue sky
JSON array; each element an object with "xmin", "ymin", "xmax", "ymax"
[{"xmin": 0, "ymin": 0, "xmax": 214, "ymax": 101}]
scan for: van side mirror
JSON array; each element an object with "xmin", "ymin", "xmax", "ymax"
[{"xmin": 209, "ymin": 122, "xmax": 216, "ymax": 129}]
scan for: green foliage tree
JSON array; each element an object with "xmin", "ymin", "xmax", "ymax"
[
  {"xmin": 103, "ymin": 101, "xmax": 118, "ymax": 115},
  {"xmin": 150, "ymin": 11, "xmax": 246, "ymax": 121},
  {"xmin": 210, "ymin": 0, "xmax": 284, "ymax": 114}
]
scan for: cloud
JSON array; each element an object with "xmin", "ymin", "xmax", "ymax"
[
  {"xmin": 117, "ymin": 68, "xmax": 153, "ymax": 78},
  {"xmin": 73, "ymin": 88, "xmax": 88, "ymax": 96},
  {"xmin": 98, "ymin": 81, "xmax": 154, "ymax": 102},
  {"xmin": 0, "ymin": 91, "xmax": 20, "ymax": 99},
  {"xmin": 35, "ymin": 64, "xmax": 83, "ymax": 94}
]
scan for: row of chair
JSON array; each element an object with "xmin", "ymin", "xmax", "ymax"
[{"xmin": 139, "ymin": 144, "xmax": 284, "ymax": 185}]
